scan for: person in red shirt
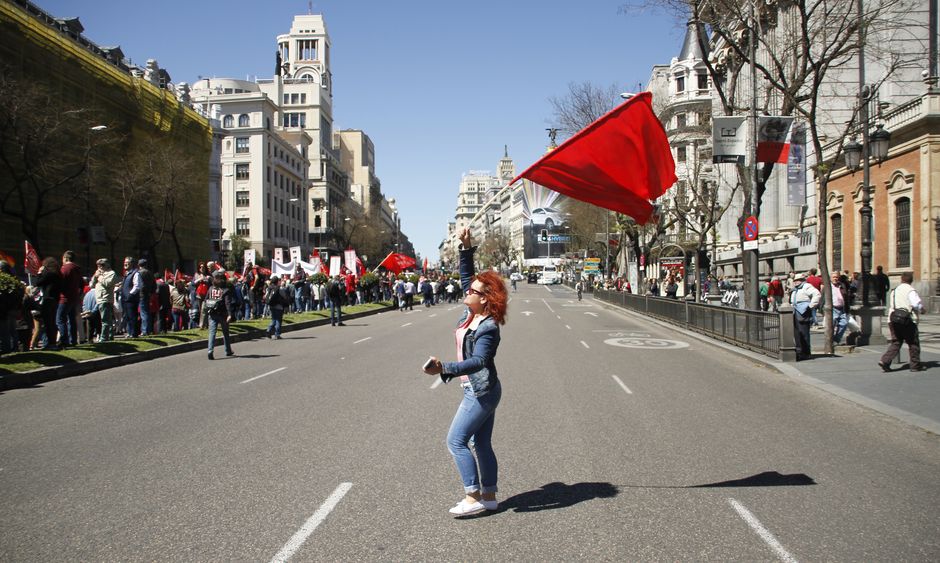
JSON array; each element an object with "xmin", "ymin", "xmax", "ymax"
[
  {"xmin": 767, "ymin": 276, "xmax": 784, "ymax": 311},
  {"xmin": 805, "ymin": 268, "xmax": 823, "ymax": 290},
  {"xmin": 57, "ymin": 250, "xmax": 83, "ymax": 346}
]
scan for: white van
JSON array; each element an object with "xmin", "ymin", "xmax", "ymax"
[{"xmin": 539, "ymin": 265, "xmax": 561, "ymax": 285}]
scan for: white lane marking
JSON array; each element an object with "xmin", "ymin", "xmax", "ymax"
[
  {"xmin": 611, "ymin": 375, "xmax": 632, "ymax": 394},
  {"xmin": 557, "ymin": 315, "xmax": 562, "ymax": 320},
  {"xmin": 270, "ymin": 482, "xmax": 354, "ymax": 563},
  {"xmin": 353, "ymin": 337, "xmax": 371, "ymax": 344},
  {"xmin": 566, "ymin": 325, "xmax": 571, "ymax": 330},
  {"xmin": 429, "ymin": 314, "xmax": 437, "ymax": 318},
  {"xmin": 401, "ymin": 322, "xmax": 413, "ymax": 328},
  {"xmin": 581, "ymin": 341, "xmax": 590, "ymax": 349},
  {"xmin": 541, "ymin": 299, "xmax": 555, "ymax": 313},
  {"xmin": 728, "ymin": 498, "xmax": 798, "ymax": 563},
  {"xmin": 521, "ymin": 311, "xmax": 534, "ymax": 316},
  {"xmin": 584, "ymin": 312, "xmax": 598, "ymax": 317},
  {"xmin": 430, "ymin": 377, "xmax": 443, "ymax": 390},
  {"xmin": 241, "ymin": 367, "xmax": 286, "ymax": 384}
]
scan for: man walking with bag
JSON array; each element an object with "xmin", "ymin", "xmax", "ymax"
[{"xmin": 879, "ymin": 272, "xmax": 926, "ymax": 372}]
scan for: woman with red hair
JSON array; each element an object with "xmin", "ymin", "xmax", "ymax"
[{"xmin": 425, "ymin": 227, "xmax": 508, "ymax": 516}]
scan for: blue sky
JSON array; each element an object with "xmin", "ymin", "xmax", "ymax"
[{"xmin": 36, "ymin": 0, "xmax": 685, "ymax": 261}]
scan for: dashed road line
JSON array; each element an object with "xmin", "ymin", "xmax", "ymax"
[
  {"xmin": 611, "ymin": 375, "xmax": 633, "ymax": 394},
  {"xmin": 241, "ymin": 367, "xmax": 286, "ymax": 385},
  {"xmin": 566, "ymin": 325, "xmax": 571, "ymax": 330},
  {"xmin": 728, "ymin": 498, "xmax": 798, "ymax": 563},
  {"xmin": 401, "ymin": 322, "xmax": 413, "ymax": 328},
  {"xmin": 581, "ymin": 341, "xmax": 590, "ymax": 349},
  {"xmin": 541, "ymin": 299, "xmax": 555, "ymax": 313},
  {"xmin": 269, "ymin": 482, "xmax": 353, "ymax": 563},
  {"xmin": 353, "ymin": 337, "xmax": 371, "ymax": 344},
  {"xmin": 429, "ymin": 314, "xmax": 437, "ymax": 318}
]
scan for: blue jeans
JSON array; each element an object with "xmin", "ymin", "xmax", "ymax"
[
  {"xmin": 446, "ymin": 380, "xmax": 501, "ymax": 494},
  {"xmin": 267, "ymin": 308, "xmax": 283, "ymax": 336},
  {"xmin": 207, "ymin": 317, "xmax": 232, "ymax": 355},
  {"xmin": 56, "ymin": 301, "xmax": 78, "ymax": 345},
  {"xmin": 139, "ymin": 300, "xmax": 153, "ymax": 335},
  {"xmin": 330, "ymin": 301, "xmax": 342, "ymax": 325},
  {"xmin": 832, "ymin": 306, "xmax": 848, "ymax": 343}
]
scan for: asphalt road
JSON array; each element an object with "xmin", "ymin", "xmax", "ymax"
[{"xmin": 1, "ymin": 283, "xmax": 939, "ymax": 561}]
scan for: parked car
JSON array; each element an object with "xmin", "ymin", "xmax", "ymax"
[{"xmin": 529, "ymin": 207, "xmax": 565, "ymax": 229}]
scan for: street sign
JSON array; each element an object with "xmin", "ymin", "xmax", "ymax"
[
  {"xmin": 584, "ymin": 257, "xmax": 601, "ymax": 273},
  {"xmin": 744, "ymin": 215, "xmax": 759, "ymax": 241}
]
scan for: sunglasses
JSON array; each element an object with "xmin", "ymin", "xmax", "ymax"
[{"xmin": 466, "ymin": 287, "xmax": 485, "ymax": 296}]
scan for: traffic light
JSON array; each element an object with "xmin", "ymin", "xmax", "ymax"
[{"xmin": 540, "ymin": 229, "xmax": 548, "ymax": 242}]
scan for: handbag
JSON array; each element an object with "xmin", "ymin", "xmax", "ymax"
[{"xmin": 889, "ymin": 290, "xmax": 912, "ymax": 326}]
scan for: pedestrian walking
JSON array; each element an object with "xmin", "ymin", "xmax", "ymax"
[
  {"xmin": 423, "ymin": 227, "xmax": 507, "ymax": 516},
  {"xmin": 790, "ymin": 272, "xmax": 821, "ymax": 360},
  {"xmin": 265, "ymin": 275, "xmax": 288, "ymax": 339},
  {"xmin": 205, "ymin": 270, "xmax": 234, "ymax": 360},
  {"xmin": 879, "ymin": 271, "xmax": 926, "ymax": 372}
]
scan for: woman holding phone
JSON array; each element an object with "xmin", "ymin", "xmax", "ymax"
[{"xmin": 424, "ymin": 227, "xmax": 507, "ymax": 516}]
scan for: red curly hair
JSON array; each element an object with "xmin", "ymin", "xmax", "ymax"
[{"xmin": 475, "ymin": 271, "xmax": 508, "ymax": 325}]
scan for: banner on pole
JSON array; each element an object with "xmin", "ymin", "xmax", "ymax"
[
  {"xmin": 289, "ymin": 246, "xmax": 301, "ymax": 263},
  {"xmin": 344, "ymin": 249, "xmax": 357, "ymax": 275},
  {"xmin": 274, "ymin": 248, "xmax": 284, "ymax": 263},
  {"xmin": 243, "ymin": 248, "xmax": 256, "ymax": 267},
  {"xmin": 757, "ymin": 116, "xmax": 794, "ymax": 163},
  {"xmin": 329, "ymin": 256, "xmax": 341, "ymax": 277},
  {"xmin": 712, "ymin": 117, "xmax": 747, "ymax": 164},
  {"xmin": 787, "ymin": 124, "xmax": 807, "ymax": 206}
]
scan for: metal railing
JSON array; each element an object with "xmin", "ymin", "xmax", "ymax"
[{"xmin": 593, "ymin": 289, "xmax": 782, "ymax": 358}]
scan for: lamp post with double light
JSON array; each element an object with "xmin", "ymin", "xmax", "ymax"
[{"xmin": 841, "ymin": 0, "xmax": 892, "ymax": 344}]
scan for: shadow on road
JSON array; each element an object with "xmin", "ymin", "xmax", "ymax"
[
  {"xmin": 689, "ymin": 471, "xmax": 816, "ymax": 488},
  {"xmin": 497, "ymin": 481, "xmax": 619, "ymax": 513}
]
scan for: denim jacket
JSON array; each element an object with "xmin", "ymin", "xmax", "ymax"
[{"xmin": 440, "ymin": 246, "xmax": 500, "ymax": 397}]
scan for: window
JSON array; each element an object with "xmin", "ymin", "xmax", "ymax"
[
  {"xmin": 236, "ymin": 191, "xmax": 250, "ymax": 207},
  {"xmin": 283, "ymin": 94, "xmax": 289, "ymax": 105},
  {"xmin": 266, "ymin": 166, "xmax": 271, "ymax": 183},
  {"xmin": 831, "ymin": 214, "xmax": 842, "ymax": 272},
  {"xmin": 222, "ymin": 115, "xmax": 233, "ymax": 128},
  {"xmin": 238, "ymin": 114, "xmax": 250, "ymax": 127},
  {"xmin": 896, "ymin": 198, "xmax": 911, "ymax": 267},
  {"xmin": 676, "ymin": 113, "xmax": 686, "ymax": 128},
  {"xmin": 697, "ymin": 72, "xmax": 708, "ymax": 90},
  {"xmin": 236, "ymin": 218, "xmax": 250, "ymax": 236},
  {"xmin": 235, "ymin": 163, "xmax": 249, "ymax": 180},
  {"xmin": 676, "ymin": 75, "xmax": 685, "ymax": 93},
  {"xmin": 699, "ymin": 111, "xmax": 711, "ymax": 127},
  {"xmin": 235, "ymin": 137, "xmax": 249, "ymax": 153},
  {"xmin": 676, "ymin": 146, "xmax": 687, "ymax": 162},
  {"xmin": 282, "ymin": 112, "xmax": 306, "ymax": 128},
  {"xmin": 301, "ymin": 93, "xmax": 307, "ymax": 104},
  {"xmin": 267, "ymin": 193, "xmax": 271, "ymax": 209},
  {"xmin": 298, "ymin": 39, "xmax": 318, "ymax": 60},
  {"xmin": 291, "ymin": 93, "xmax": 299, "ymax": 104}
]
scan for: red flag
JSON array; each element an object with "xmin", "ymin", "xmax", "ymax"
[
  {"xmin": 423, "ymin": 257, "xmax": 429, "ymax": 273},
  {"xmin": 355, "ymin": 256, "xmax": 365, "ymax": 277},
  {"xmin": 377, "ymin": 252, "xmax": 416, "ymax": 275},
  {"xmin": 513, "ymin": 92, "xmax": 676, "ymax": 224},
  {"xmin": 164, "ymin": 268, "xmax": 173, "ymax": 281},
  {"xmin": 24, "ymin": 241, "xmax": 41, "ymax": 275}
]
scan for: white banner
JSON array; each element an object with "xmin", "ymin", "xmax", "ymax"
[
  {"xmin": 712, "ymin": 116, "xmax": 747, "ymax": 164},
  {"xmin": 344, "ymin": 249, "xmax": 357, "ymax": 275},
  {"xmin": 329, "ymin": 256, "xmax": 342, "ymax": 277},
  {"xmin": 289, "ymin": 246, "xmax": 302, "ymax": 263},
  {"xmin": 244, "ymin": 248, "xmax": 256, "ymax": 266},
  {"xmin": 271, "ymin": 259, "xmax": 294, "ymax": 277},
  {"xmin": 274, "ymin": 248, "xmax": 284, "ymax": 263},
  {"xmin": 309, "ymin": 256, "xmax": 322, "ymax": 273}
]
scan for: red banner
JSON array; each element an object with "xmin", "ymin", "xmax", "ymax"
[
  {"xmin": 24, "ymin": 241, "xmax": 41, "ymax": 275},
  {"xmin": 378, "ymin": 252, "xmax": 416, "ymax": 275}
]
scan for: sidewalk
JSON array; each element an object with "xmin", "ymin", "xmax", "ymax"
[{"xmin": 605, "ymin": 300, "xmax": 940, "ymax": 436}]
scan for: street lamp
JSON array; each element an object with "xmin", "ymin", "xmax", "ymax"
[{"xmin": 843, "ymin": 0, "xmax": 892, "ymax": 346}]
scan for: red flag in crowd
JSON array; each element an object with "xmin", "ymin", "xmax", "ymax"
[
  {"xmin": 355, "ymin": 256, "xmax": 365, "ymax": 277},
  {"xmin": 512, "ymin": 92, "xmax": 676, "ymax": 224},
  {"xmin": 24, "ymin": 240, "xmax": 41, "ymax": 275},
  {"xmin": 423, "ymin": 257, "xmax": 429, "ymax": 273},
  {"xmin": 174, "ymin": 269, "xmax": 183, "ymax": 283},
  {"xmin": 164, "ymin": 268, "xmax": 173, "ymax": 281},
  {"xmin": 377, "ymin": 252, "xmax": 416, "ymax": 275}
]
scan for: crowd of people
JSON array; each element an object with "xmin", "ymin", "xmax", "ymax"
[{"xmin": 0, "ymin": 250, "xmax": 454, "ymax": 355}]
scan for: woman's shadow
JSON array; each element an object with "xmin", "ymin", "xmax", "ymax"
[{"xmin": 496, "ymin": 481, "xmax": 618, "ymax": 513}]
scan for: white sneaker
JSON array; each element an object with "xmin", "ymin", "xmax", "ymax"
[{"xmin": 449, "ymin": 499, "xmax": 485, "ymax": 515}]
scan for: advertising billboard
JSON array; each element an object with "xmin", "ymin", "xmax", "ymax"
[{"xmin": 521, "ymin": 182, "xmax": 571, "ymax": 260}]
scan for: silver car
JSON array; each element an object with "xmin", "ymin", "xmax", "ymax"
[{"xmin": 529, "ymin": 207, "xmax": 564, "ymax": 229}]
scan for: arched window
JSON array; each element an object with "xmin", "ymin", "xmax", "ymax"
[
  {"xmin": 238, "ymin": 114, "xmax": 250, "ymax": 127},
  {"xmin": 831, "ymin": 213, "xmax": 842, "ymax": 272},
  {"xmin": 896, "ymin": 197, "xmax": 911, "ymax": 268},
  {"xmin": 222, "ymin": 115, "xmax": 233, "ymax": 128}
]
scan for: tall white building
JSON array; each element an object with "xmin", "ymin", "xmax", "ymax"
[{"xmin": 190, "ymin": 79, "xmax": 311, "ymax": 262}]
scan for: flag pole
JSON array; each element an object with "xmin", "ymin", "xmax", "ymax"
[{"xmin": 373, "ymin": 251, "xmax": 394, "ymax": 273}]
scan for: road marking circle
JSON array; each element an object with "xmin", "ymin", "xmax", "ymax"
[{"xmin": 603, "ymin": 337, "xmax": 690, "ymax": 349}]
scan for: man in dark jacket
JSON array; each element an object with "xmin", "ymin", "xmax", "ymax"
[
  {"xmin": 57, "ymin": 250, "xmax": 83, "ymax": 346},
  {"xmin": 120, "ymin": 257, "xmax": 141, "ymax": 338},
  {"xmin": 206, "ymin": 270, "xmax": 234, "ymax": 360},
  {"xmin": 328, "ymin": 275, "xmax": 344, "ymax": 326},
  {"xmin": 137, "ymin": 259, "xmax": 156, "ymax": 335}
]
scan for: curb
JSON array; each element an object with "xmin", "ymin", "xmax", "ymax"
[{"xmin": 0, "ymin": 304, "xmax": 394, "ymax": 392}]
